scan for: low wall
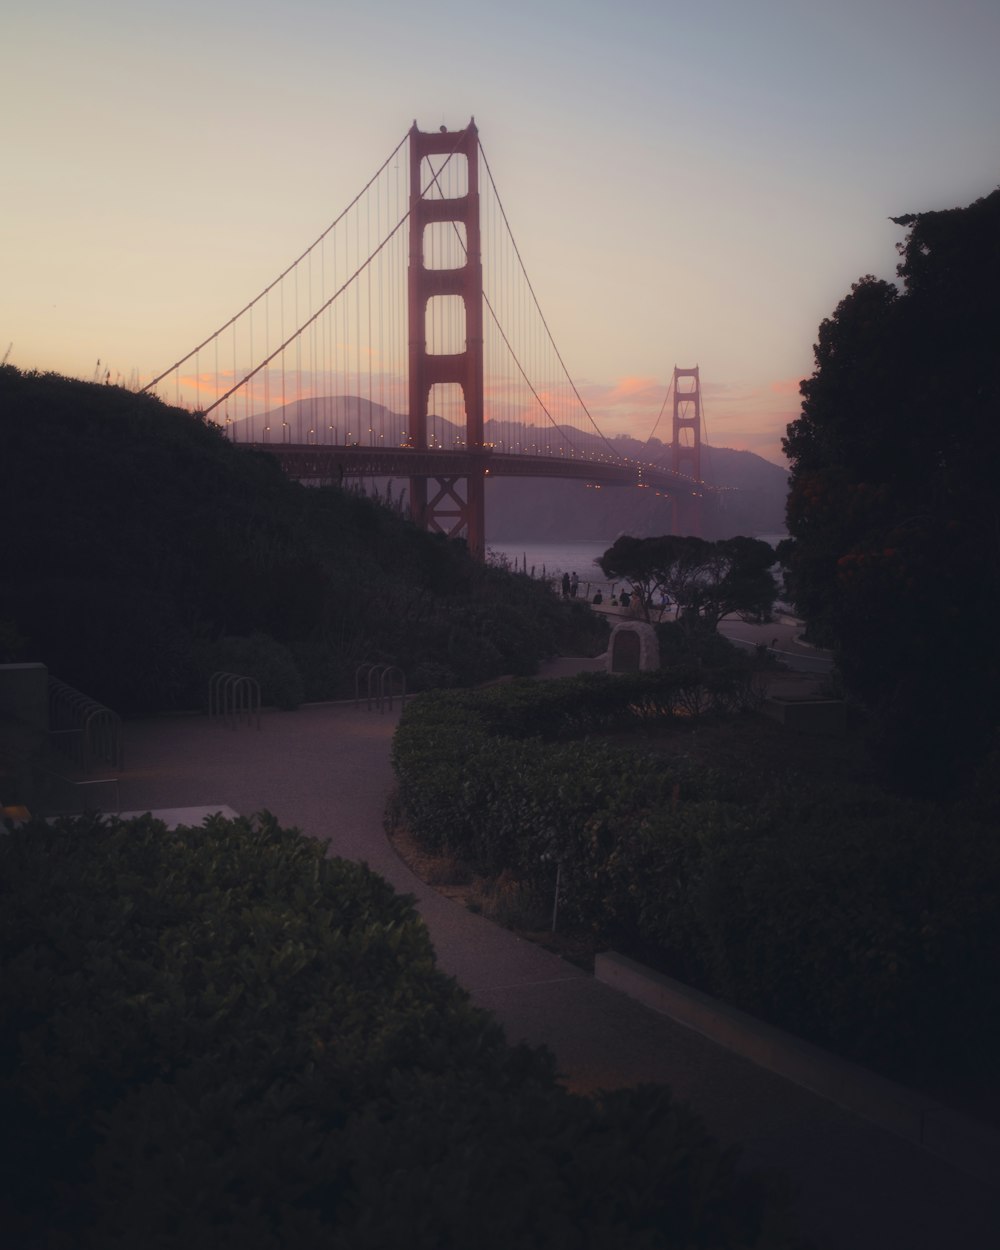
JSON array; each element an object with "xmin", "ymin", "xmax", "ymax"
[
  {"xmin": 595, "ymin": 950, "xmax": 1000, "ymax": 1183},
  {"xmin": 762, "ymin": 695, "xmax": 847, "ymax": 736},
  {"xmin": 0, "ymin": 662, "xmax": 49, "ymax": 733},
  {"xmin": 0, "ymin": 664, "xmax": 48, "ymax": 807}
]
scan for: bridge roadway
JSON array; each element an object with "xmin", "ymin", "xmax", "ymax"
[
  {"xmin": 257, "ymin": 442, "xmax": 704, "ymax": 495},
  {"xmin": 114, "ymin": 668, "xmax": 999, "ymax": 1250}
]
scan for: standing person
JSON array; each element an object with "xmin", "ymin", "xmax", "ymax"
[
  {"xmin": 561, "ymin": 572, "xmax": 571, "ymax": 598},
  {"xmin": 570, "ymin": 572, "xmax": 579, "ymax": 599}
]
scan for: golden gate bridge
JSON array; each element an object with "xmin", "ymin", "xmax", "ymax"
[{"xmin": 142, "ymin": 120, "xmax": 708, "ymax": 557}]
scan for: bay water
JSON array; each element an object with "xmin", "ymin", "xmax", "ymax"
[
  {"xmin": 488, "ymin": 534, "xmax": 788, "ymax": 600},
  {"xmin": 487, "ymin": 539, "xmax": 616, "ymax": 598}
]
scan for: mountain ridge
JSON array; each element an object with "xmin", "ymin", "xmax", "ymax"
[{"xmin": 232, "ymin": 395, "xmax": 790, "ymax": 540}]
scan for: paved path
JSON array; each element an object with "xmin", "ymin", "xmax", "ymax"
[{"xmin": 115, "ymin": 695, "xmax": 999, "ymax": 1250}]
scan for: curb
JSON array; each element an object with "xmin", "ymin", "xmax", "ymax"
[{"xmin": 595, "ymin": 951, "xmax": 1000, "ymax": 1184}]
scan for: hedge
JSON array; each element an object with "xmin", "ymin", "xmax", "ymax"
[
  {"xmin": 0, "ymin": 811, "xmax": 802, "ymax": 1248},
  {"xmin": 391, "ymin": 676, "xmax": 1000, "ymax": 1084}
]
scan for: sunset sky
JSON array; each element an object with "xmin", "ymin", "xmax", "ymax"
[{"xmin": 4, "ymin": 0, "xmax": 998, "ymax": 465}]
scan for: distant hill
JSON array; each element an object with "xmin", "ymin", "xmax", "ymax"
[
  {"xmin": 485, "ymin": 438, "xmax": 789, "ymax": 542},
  {"xmin": 233, "ymin": 397, "xmax": 789, "ymax": 541}
]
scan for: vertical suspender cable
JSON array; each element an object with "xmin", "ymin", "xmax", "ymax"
[
  {"xmin": 263, "ymin": 290, "xmax": 270, "ymax": 439},
  {"xmin": 295, "ymin": 266, "xmax": 302, "ymax": 441}
]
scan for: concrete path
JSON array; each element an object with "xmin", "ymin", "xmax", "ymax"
[{"xmin": 114, "ymin": 696, "xmax": 999, "ymax": 1250}]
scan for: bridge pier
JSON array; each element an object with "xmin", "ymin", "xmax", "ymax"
[{"xmin": 410, "ymin": 471, "xmax": 485, "ymax": 559}]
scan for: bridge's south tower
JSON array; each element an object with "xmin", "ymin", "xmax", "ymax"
[
  {"xmin": 671, "ymin": 365, "xmax": 703, "ymax": 536},
  {"xmin": 407, "ymin": 121, "xmax": 486, "ymax": 558}
]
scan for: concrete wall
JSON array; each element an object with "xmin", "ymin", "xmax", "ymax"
[
  {"xmin": 0, "ymin": 663, "xmax": 49, "ymax": 808},
  {"xmin": 762, "ymin": 695, "xmax": 847, "ymax": 736},
  {"xmin": 0, "ymin": 662, "xmax": 49, "ymax": 732},
  {"xmin": 595, "ymin": 950, "xmax": 1000, "ymax": 1183}
]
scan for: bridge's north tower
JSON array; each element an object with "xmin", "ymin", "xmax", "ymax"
[
  {"xmin": 671, "ymin": 365, "xmax": 703, "ymax": 536},
  {"xmin": 407, "ymin": 121, "xmax": 486, "ymax": 558}
]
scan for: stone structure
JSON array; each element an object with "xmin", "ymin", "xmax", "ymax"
[{"xmin": 608, "ymin": 621, "xmax": 660, "ymax": 673}]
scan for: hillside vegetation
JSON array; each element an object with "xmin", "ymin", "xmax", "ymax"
[{"xmin": 1, "ymin": 367, "xmax": 606, "ymax": 713}]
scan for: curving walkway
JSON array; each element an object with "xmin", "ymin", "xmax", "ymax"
[{"xmin": 115, "ymin": 693, "xmax": 999, "ymax": 1250}]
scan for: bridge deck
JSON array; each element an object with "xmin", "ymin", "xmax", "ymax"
[{"xmin": 256, "ymin": 443, "xmax": 706, "ymax": 495}]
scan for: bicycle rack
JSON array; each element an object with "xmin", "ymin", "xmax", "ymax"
[
  {"xmin": 48, "ymin": 676, "xmax": 123, "ymax": 769},
  {"xmin": 208, "ymin": 672, "xmax": 261, "ymax": 729},
  {"xmin": 354, "ymin": 663, "xmax": 406, "ymax": 713}
]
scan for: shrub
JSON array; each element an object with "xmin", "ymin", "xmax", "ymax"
[
  {"xmin": 392, "ymin": 677, "xmax": 1000, "ymax": 1085},
  {"xmin": 0, "ymin": 810, "xmax": 803, "ymax": 1249}
]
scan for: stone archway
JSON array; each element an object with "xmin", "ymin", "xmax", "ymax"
[
  {"xmin": 611, "ymin": 628, "xmax": 641, "ymax": 672},
  {"xmin": 608, "ymin": 622, "xmax": 660, "ymax": 673}
]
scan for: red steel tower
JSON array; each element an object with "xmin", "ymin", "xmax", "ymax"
[
  {"xmin": 407, "ymin": 120, "xmax": 486, "ymax": 558},
  {"xmin": 671, "ymin": 365, "xmax": 703, "ymax": 536}
]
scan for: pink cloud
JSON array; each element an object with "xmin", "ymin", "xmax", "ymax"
[{"xmin": 576, "ymin": 376, "xmax": 668, "ymax": 409}]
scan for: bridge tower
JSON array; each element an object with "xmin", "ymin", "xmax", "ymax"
[
  {"xmin": 407, "ymin": 121, "xmax": 486, "ymax": 558},
  {"xmin": 671, "ymin": 365, "xmax": 703, "ymax": 536}
]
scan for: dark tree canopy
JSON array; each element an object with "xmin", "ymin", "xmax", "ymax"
[
  {"xmin": 598, "ymin": 534, "xmax": 777, "ymax": 630},
  {"xmin": 781, "ymin": 187, "xmax": 1000, "ymax": 794}
]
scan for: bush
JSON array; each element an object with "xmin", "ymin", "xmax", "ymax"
[
  {"xmin": 392, "ymin": 677, "xmax": 1000, "ymax": 1086},
  {"xmin": 0, "ymin": 811, "xmax": 802, "ymax": 1249}
]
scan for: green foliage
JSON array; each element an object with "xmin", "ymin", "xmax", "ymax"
[
  {"xmin": 393, "ymin": 680, "xmax": 1000, "ymax": 1085},
  {"xmin": 655, "ymin": 620, "xmax": 760, "ymax": 669},
  {"xmin": 673, "ymin": 788, "xmax": 1000, "ymax": 1077},
  {"xmin": 1, "ymin": 367, "xmax": 605, "ymax": 712},
  {"xmin": 781, "ymin": 189, "xmax": 1000, "ymax": 794},
  {"xmin": 599, "ymin": 534, "xmax": 777, "ymax": 630},
  {"xmin": 0, "ymin": 811, "xmax": 800, "ymax": 1248},
  {"xmin": 393, "ymin": 669, "xmax": 762, "ymax": 878}
]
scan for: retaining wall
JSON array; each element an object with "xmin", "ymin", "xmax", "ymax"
[{"xmin": 595, "ymin": 950, "xmax": 1000, "ymax": 1183}]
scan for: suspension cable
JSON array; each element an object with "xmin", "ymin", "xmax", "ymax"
[
  {"xmin": 418, "ymin": 147, "xmax": 593, "ymax": 459},
  {"xmin": 478, "ymin": 141, "xmax": 623, "ymax": 461},
  {"xmin": 200, "ymin": 135, "xmax": 466, "ymax": 419},
  {"xmin": 201, "ymin": 213, "xmax": 408, "ymax": 418},
  {"xmin": 642, "ymin": 371, "xmax": 674, "ymax": 452},
  {"xmin": 142, "ymin": 130, "xmax": 410, "ymax": 394}
]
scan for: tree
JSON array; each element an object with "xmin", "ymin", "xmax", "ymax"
[
  {"xmin": 781, "ymin": 188, "xmax": 1000, "ymax": 794},
  {"xmin": 598, "ymin": 534, "xmax": 777, "ymax": 631}
]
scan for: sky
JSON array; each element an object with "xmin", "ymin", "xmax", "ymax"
[{"xmin": 3, "ymin": 0, "xmax": 999, "ymax": 466}]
